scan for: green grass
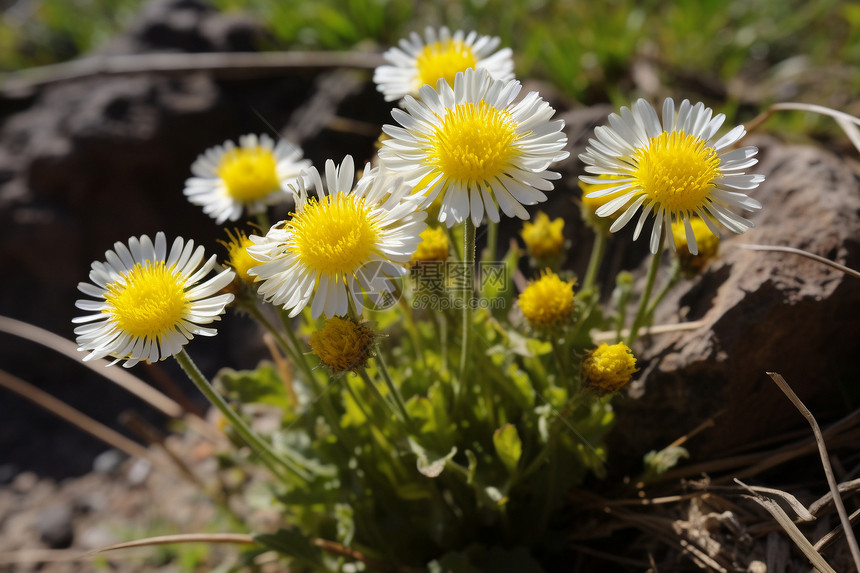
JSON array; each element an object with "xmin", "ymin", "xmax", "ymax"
[{"xmin": 2, "ymin": 0, "xmax": 859, "ymax": 113}]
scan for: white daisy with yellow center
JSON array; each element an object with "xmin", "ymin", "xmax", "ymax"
[
  {"xmin": 379, "ymin": 68, "xmax": 569, "ymax": 227},
  {"xmin": 579, "ymin": 98, "xmax": 764, "ymax": 254},
  {"xmin": 183, "ymin": 133, "xmax": 311, "ymax": 224},
  {"xmin": 73, "ymin": 233, "xmax": 235, "ymax": 368},
  {"xmin": 247, "ymin": 156, "xmax": 427, "ymax": 319},
  {"xmin": 373, "ymin": 26, "xmax": 514, "ymax": 102}
]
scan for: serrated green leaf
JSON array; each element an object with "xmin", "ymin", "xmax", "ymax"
[{"xmin": 215, "ymin": 362, "xmax": 290, "ymax": 411}]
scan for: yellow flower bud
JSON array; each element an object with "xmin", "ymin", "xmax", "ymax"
[
  {"xmin": 520, "ymin": 212, "xmax": 565, "ymax": 262},
  {"xmin": 671, "ymin": 217, "xmax": 720, "ymax": 275},
  {"xmin": 518, "ymin": 270, "xmax": 575, "ymax": 333},
  {"xmin": 309, "ymin": 317, "xmax": 376, "ymax": 373},
  {"xmin": 581, "ymin": 342, "xmax": 637, "ymax": 395}
]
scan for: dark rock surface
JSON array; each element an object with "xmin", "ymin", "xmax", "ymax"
[{"xmin": 0, "ymin": 0, "xmax": 387, "ymax": 478}]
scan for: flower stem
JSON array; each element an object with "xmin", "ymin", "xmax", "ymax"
[
  {"xmin": 375, "ymin": 351, "xmax": 414, "ymax": 428},
  {"xmin": 485, "ymin": 219, "xmax": 498, "ymax": 263},
  {"xmin": 582, "ymin": 231, "xmax": 607, "ymax": 294},
  {"xmin": 255, "ymin": 211, "xmax": 271, "ymax": 231},
  {"xmin": 173, "ymin": 349, "xmax": 310, "ymax": 482},
  {"xmin": 278, "ymin": 309, "xmax": 319, "ymax": 389},
  {"xmin": 627, "ymin": 232, "xmax": 664, "ymax": 346},
  {"xmin": 459, "ymin": 218, "xmax": 476, "ymax": 385}
]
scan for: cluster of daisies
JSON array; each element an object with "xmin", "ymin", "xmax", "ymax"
[{"xmin": 73, "ymin": 26, "xmax": 764, "ymax": 370}]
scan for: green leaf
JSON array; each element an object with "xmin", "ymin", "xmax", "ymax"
[
  {"xmin": 641, "ymin": 446, "xmax": 690, "ymax": 482},
  {"xmin": 493, "ymin": 424, "xmax": 523, "ymax": 474},
  {"xmin": 254, "ymin": 528, "xmax": 323, "ymax": 568},
  {"xmin": 408, "ymin": 439, "xmax": 457, "ymax": 478},
  {"xmin": 215, "ymin": 362, "xmax": 290, "ymax": 411},
  {"xmin": 406, "ymin": 383, "xmax": 456, "ymax": 452}
]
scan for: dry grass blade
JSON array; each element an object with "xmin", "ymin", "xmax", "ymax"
[
  {"xmin": 735, "ymin": 479, "xmax": 837, "ymax": 573},
  {"xmin": 809, "ymin": 477, "xmax": 860, "ymax": 516},
  {"xmin": 767, "ymin": 372, "xmax": 860, "ymax": 570},
  {"xmin": 0, "ymin": 368, "xmax": 155, "ymax": 463},
  {"xmin": 0, "ymin": 549, "xmax": 81, "ymax": 564},
  {"xmin": 0, "ymin": 315, "xmax": 217, "ymax": 439},
  {"xmin": 770, "ymin": 102, "xmax": 860, "ymax": 154},
  {"xmin": 745, "ymin": 102, "xmax": 860, "ymax": 154},
  {"xmin": 655, "ymin": 407, "xmax": 860, "ymax": 482},
  {"xmin": 593, "ymin": 319, "xmax": 708, "ymax": 343},
  {"xmin": 815, "ymin": 508, "xmax": 860, "ymax": 553},
  {"xmin": 0, "ymin": 315, "xmax": 181, "ymax": 416},
  {"xmin": 736, "ymin": 245, "xmax": 860, "ymax": 279},
  {"xmin": 85, "ymin": 533, "xmax": 255, "ymax": 557},
  {"xmin": 725, "ymin": 484, "xmax": 816, "ymax": 521}
]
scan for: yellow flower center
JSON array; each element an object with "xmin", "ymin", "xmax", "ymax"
[
  {"xmin": 309, "ymin": 317, "xmax": 376, "ymax": 372},
  {"xmin": 632, "ymin": 131, "xmax": 721, "ymax": 213},
  {"xmin": 216, "ymin": 146, "xmax": 281, "ymax": 202},
  {"xmin": 410, "ymin": 226, "xmax": 450, "ymax": 265},
  {"xmin": 221, "ymin": 230, "xmax": 258, "ymax": 283},
  {"xmin": 520, "ymin": 212, "xmax": 565, "ymax": 259},
  {"xmin": 415, "ymin": 40, "xmax": 477, "ymax": 89},
  {"xmin": 104, "ymin": 261, "xmax": 188, "ymax": 339},
  {"xmin": 582, "ymin": 343, "xmax": 637, "ymax": 395},
  {"xmin": 428, "ymin": 102, "xmax": 519, "ymax": 185},
  {"xmin": 289, "ymin": 194, "xmax": 379, "ymax": 277},
  {"xmin": 518, "ymin": 271, "xmax": 575, "ymax": 331}
]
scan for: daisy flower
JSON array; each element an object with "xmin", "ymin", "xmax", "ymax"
[
  {"xmin": 183, "ymin": 133, "xmax": 311, "ymax": 224},
  {"xmin": 247, "ymin": 156, "xmax": 427, "ymax": 319},
  {"xmin": 379, "ymin": 68, "xmax": 569, "ymax": 227},
  {"xmin": 373, "ymin": 26, "xmax": 514, "ymax": 102},
  {"xmin": 73, "ymin": 233, "xmax": 235, "ymax": 368},
  {"xmin": 579, "ymin": 98, "xmax": 764, "ymax": 254}
]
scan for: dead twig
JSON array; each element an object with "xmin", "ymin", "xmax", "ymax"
[
  {"xmin": 814, "ymin": 508, "xmax": 860, "ymax": 553},
  {"xmin": 0, "ymin": 368, "xmax": 154, "ymax": 464},
  {"xmin": 593, "ymin": 319, "xmax": 708, "ymax": 343},
  {"xmin": 0, "ymin": 315, "xmax": 216, "ymax": 440},
  {"xmin": 745, "ymin": 101, "xmax": 860, "ymax": 155},
  {"xmin": 736, "ymin": 244, "xmax": 860, "ymax": 280},
  {"xmin": 767, "ymin": 372, "xmax": 860, "ymax": 570},
  {"xmin": 736, "ymin": 479, "xmax": 838, "ymax": 573}
]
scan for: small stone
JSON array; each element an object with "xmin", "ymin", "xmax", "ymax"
[
  {"xmin": 127, "ymin": 459, "xmax": 152, "ymax": 486},
  {"xmin": 92, "ymin": 449, "xmax": 126, "ymax": 475},
  {"xmin": 35, "ymin": 505, "xmax": 74, "ymax": 548},
  {"xmin": 12, "ymin": 471, "xmax": 37, "ymax": 493}
]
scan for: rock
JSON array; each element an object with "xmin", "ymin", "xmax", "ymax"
[
  {"xmin": 0, "ymin": 0, "xmax": 315, "ymax": 479},
  {"xmin": 92, "ymin": 449, "xmax": 126, "ymax": 475},
  {"xmin": 127, "ymin": 459, "xmax": 152, "ymax": 486},
  {"xmin": 35, "ymin": 504, "xmax": 75, "ymax": 548},
  {"xmin": 609, "ymin": 135, "xmax": 860, "ymax": 465}
]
